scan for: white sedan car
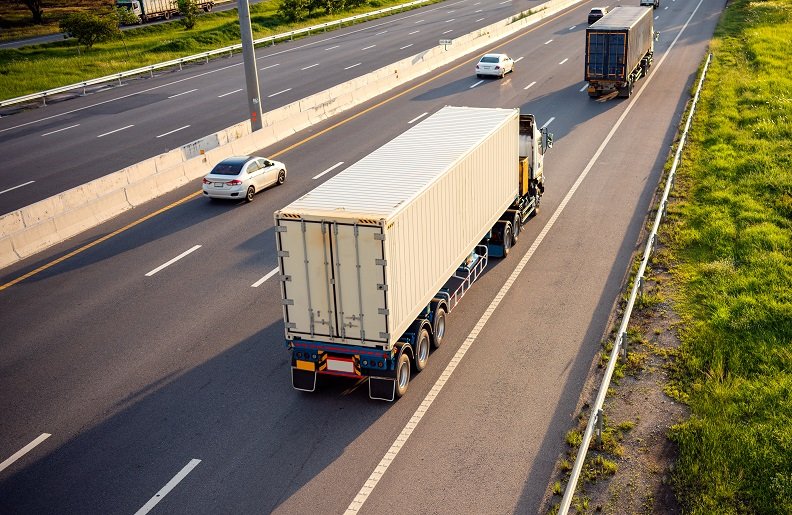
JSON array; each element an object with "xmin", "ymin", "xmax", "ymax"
[
  {"xmin": 202, "ymin": 155, "xmax": 286, "ymax": 202},
  {"xmin": 475, "ymin": 53, "xmax": 515, "ymax": 78}
]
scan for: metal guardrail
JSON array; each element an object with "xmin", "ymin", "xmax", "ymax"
[
  {"xmin": 0, "ymin": 0, "xmax": 433, "ymax": 108},
  {"xmin": 558, "ymin": 52, "xmax": 713, "ymax": 514}
]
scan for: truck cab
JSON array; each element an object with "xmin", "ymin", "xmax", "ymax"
[{"xmin": 640, "ymin": 0, "xmax": 660, "ymax": 9}]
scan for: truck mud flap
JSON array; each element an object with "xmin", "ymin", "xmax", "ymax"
[
  {"xmin": 292, "ymin": 368, "xmax": 317, "ymax": 392},
  {"xmin": 369, "ymin": 377, "xmax": 396, "ymax": 402}
]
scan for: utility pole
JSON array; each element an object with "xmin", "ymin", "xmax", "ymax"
[{"xmin": 237, "ymin": 0, "xmax": 263, "ymax": 131}]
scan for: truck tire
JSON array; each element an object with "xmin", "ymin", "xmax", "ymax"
[
  {"xmin": 395, "ymin": 352, "xmax": 411, "ymax": 399},
  {"xmin": 164, "ymin": 11, "xmax": 171, "ymax": 19},
  {"xmin": 432, "ymin": 305, "xmax": 447, "ymax": 349},
  {"xmin": 511, "ymin": 211, "xmax": 521, "ymax": 243},
  {"xmin": 502, "ymin": 222, "xmax": 513, "ymax": 257},
  {"xmin": 414, "ymin": 327, "xmax": 431, "ymax": 372}
]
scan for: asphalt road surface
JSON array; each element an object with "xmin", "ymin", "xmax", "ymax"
[
  {"xmin": 0, "ymin": 0, "xmax": 723, "ymax": 512},
  {"xmin": 0, "ymin": 0, "xmax": 540, "ymax": 215}
]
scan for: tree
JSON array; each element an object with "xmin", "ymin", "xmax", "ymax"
[
  {"xmin": 16, "ymin": 0, "xmax": 44, "ymax": 24},
  {"xmin": 177, "ymin": 0, "xmax": 200, "ymax": 30},
  {"xmin": 59, "ymin": 12, "xmax": 120, "ymax": 50},
  {"xmin": 115, "ymin": 5, "xmax": 141, "ymax": 26},
  {"xmin": 277, "ymin": 0, "xmax": 309, "ymax": 22}
]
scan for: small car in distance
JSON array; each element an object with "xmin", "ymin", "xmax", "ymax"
[
  {"xmin": 202, "ymin": 155, "xmax": 286, "ymax": 202},
  {"xmin": 475, "ymin": 53, "xmax": 515, "ymax": 78},
  {"xmin": 640, "ymin": 0, "xmax": 659, "ymax": 9},
  {"xmin": 587, "ymin": 6, "xmax": 609, "ymax": 24}
]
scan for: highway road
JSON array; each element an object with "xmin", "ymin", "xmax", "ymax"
[
  {"xmin": 0, "ymin": 0, "xmax": 722, "ymax": 512},
  {"xmin": 0, "ymin": 0, "xmax": 540, "ymax": 215}
]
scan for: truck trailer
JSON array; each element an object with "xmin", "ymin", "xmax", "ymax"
[
  {"xmin": 274, "ymin": 106, "xmax": 551, "ymax": 401},
  {"xmin": 585, "ymin": 6, "xmax": 656, "ymax": 98},
  {"xmin": 116, "ymin": 0, "xmax": 214, "ymax": 23}
]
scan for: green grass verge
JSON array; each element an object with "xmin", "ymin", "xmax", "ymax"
[
  {"xmin": 0, "ymin": 0, "xmax": 441, "ymax": 100},
  {"xmin": 663, "ymin": 0, "xmax": 792, "ymax": 512}
]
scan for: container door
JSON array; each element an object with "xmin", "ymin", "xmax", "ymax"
[
  {"xmin": 278, "ymin": 219, "xmax": 337, "ymax": 339},
  {"xmin": 329, "ymin": 223, "xmax": 389, "ymax": 345}
]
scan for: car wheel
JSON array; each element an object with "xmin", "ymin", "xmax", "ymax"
[
  {"xmin": 245, "ymin": 186, "xmax": 255, "ymax": 202},
  {"xmin": 277, "ymin": 170, "xmax": 286, "ymax": 185}
]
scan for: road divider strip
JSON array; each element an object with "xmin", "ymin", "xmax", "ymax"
[{"xmin": 0, "ymin": 0, "xmax": 584, "ymax": 272}]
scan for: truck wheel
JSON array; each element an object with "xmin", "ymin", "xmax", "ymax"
[
  {"xmin": 502, "ymin": 222, "xmax": 513, "ymax": 257},
  {"xmin": 432, "ymin": 306, "xmax": 446, "ymax": 349},
  {"xmin": 414, "ymin": 328, "xmax": 431, "ymax": 372},
  {"xmin": 511, "ymin": 211, "xmax": 521, "ymax": 243},
  {"xmin": 164, "ymin": 11, "xmax": 171, "ymax": 19},
  {"xmin": 395, "ymin": 353, "xmax": 411, "ymax": 398},
  {"xmin": 245, "ymin": 186, "xmax": 255, "ymax": 202}
]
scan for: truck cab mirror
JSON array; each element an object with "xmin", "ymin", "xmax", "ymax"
[
  {"xmin": 543, "ymin": 129, "xmax": 554, "ymax": 150},
  {"xmin": 654, "ymin": 31, "xmax": 660, "ymax": 41}
]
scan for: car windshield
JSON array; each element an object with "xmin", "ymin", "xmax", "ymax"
[
  {"xmin": 211, "ymin": 163, "xmax": 244, "ymax": 175},
  {"xmin": 480, "ymin": 56, "xmax": 500, "ymax": 63}
]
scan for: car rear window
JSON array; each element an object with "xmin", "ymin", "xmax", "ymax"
[
  {"xmin": 211, "ymin": 163, "xmax": 244, "ymax": 175},
  {"xmin": 480, "ymin": 56, "xmax": 499, "ymax": 63}
]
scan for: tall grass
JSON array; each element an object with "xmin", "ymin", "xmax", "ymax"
[
  {"xmin": 663, "ymin": 0, "xmax": 792, "ymax": 512},
  {"xmin": 0, "ymin": 0, "xmax": 440, "ymax": 100}
]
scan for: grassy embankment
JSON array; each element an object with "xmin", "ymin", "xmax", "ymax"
[
  {"xmin": 0, "ymin": 0, "xmax": 441, "ymax": 100},
  {"xmin": 663, "ymin": 0, "xmax": 791, "ymax": 512},
  {"xmin": 0, "ymin": 0, "xmax": 114, "ymax": 41}
]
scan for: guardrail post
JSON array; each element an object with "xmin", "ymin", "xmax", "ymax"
[
  {"xmin": 620, "ymin": 330, "xmax": 628, "ymax": 360},
  {"xmin": 149, "ymin": 67, "xmax": 154, "ymax": 78},
  {"xmin": 179, "ymin": 60, "xmax": 183, "ymax": 71},
  {"xmin": 82, "ymin": 83, "xmax": 87, "ymax": 96},
  {"xmin": 41, "ymin": 95, "xmax": 47, "ymax": 107},
  {"xmin": 637, "ymin": 275, "xmax": 644, "ymax": 299},
  {"xmin": 595, "ymin": 409, "xmax": 604, "ymax": 446}
]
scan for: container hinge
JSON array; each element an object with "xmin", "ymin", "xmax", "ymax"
[
  {"xmin": 285, "ymin": 322, "xmax": 296, "ymax": 329},
  {"xmin": 378, "ymin": 308, "xmax": 389, "ymax": 315},
  {"xmin": 373, "ymin": 233, "xmax": 386, "ymax": 241},
  {"xmin": 377, "ymin": 284, "xmax": 388, "ymax": 291},
  {"xmin": 282, "ymin": 299, "xmax": 295, "ymax": 305},
  {"xmin": 379, "ymin": 332, "xmax": 390, "ymax": 340},
  {"xmin": 275, "ymin": 226, "xmax": 287, "ymax": 232},
  {"xmin": 278, "ymin": 250, "xmax": 290, "ymax": 257},
  {"xmin": 280, "ymin": 274, "xmax": 291, "ymax": 282},
  {"xmin": 375, "ymin": 259, "xmax": 387, "ymax": 266}
]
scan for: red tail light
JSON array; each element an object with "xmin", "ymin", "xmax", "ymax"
[
  {"xmin": 476, "ymin": 65, "xmax": 480, "ymax": 69},
  {"xmin": 495, "ymin": 65, "xmax": 500, "ymax": 70},
  {"xmin": 226, "ymin": 179, "xmax": 243, "ymax": 186},
  {"xmin": 202, "ymin": 178, "xmax": 211, "ymax": 184}
]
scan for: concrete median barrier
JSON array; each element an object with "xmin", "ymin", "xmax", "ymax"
[{"xmin": 1, "ymin": 0, "xmax": 583, "ymax": 270}]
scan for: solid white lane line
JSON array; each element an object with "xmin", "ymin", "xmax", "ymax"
[
  {"xmin": 559, "ymin": 58, "xmax": 569, "ymax": 65},
  {"xmin": 167, "ymin": 88, "xmax": 198, "ymax": 99},
  {"xmin": 0, "ymin": 434, "xmax": 51, "ymax": 473},
  {"xmin": 344, "ymin": 63, "xmax": 362, "ymax": 70},
  {"xmin": 580, "ymin": 83, "xmax": 589, "ymax": 92},
  {"xmin": 545, "ymin": 39, "xmax": 553, "ymax": 44},
  {"xmin": 42, "ymin": 124, "xmax": 79, "ymax": 136},
  {"xmin": 540, "ymin": 117, "xmax": 555, "ymax": 129},
  {"xmin": 252, "ymin": 267, "xmax": 279, "ymax": 288},
  {"xmin": 97, "ymin": 125, "xmax": 134, "ymax": 138},
  {"xmin": 475, "ymin": 17, "xmax": 485, "ymax": 22},
  {"xmin": 569, "ymin": 25, "xmax": 576, "ymax": 30},
  {"xmin": 347, "ymin": 11, "xmax": 710, "ymax": 509},
  {"xmin": 218, "ymin": 88, "xmax": 243, "ymax": 98},
  {"xmin": 524, "ymin": 81, "xmax": 536, "ymax": 90},
  {"xmin": 442, "ymin": 29, "xmax": 453, "ymax": 34},
  {"xmin": 361, "ymin": 44, "xmax": 376, "ymax": 50},
  {"xmin": 268, "ymin": 88, "xmax": 292, "ymax": 98},
  {"xmin": 514, "ymin": 56, "xmax": 524, "ymax": 63},
  {"xmin": 134, "ymin": 459, "xmax": 201, "ymax": 515},
  {"xmin": 156, "ymin": 125, "xmax": 190, "ymax": 138},
  {"xmin": 399, "ymin": 44, "xmax": 413, "ymax": 50},
  {"xmin": 259, "ymin": 63, "xmax": 280, "ymax": 70},
  {"xmin": 145, "ymin": 245, "xmax": 201, "ymax": 277},
  {"xmin": 325, "ymin": 45, "xmax": 340, "ymax": 50},
  {"xmin": 409, "ymin": 30, "xmax": 420, "ymax": 35},
  {"xmin": 408, "ymin": 112, "xmax": 428, "ymax": 124},
  {"xmin": 0, "ymin": 181, "xmax": 35, "ymax": 195},
  {"xmin": 375, "ymin": 30, "xmax": 388, "ymax": 35},
  {"xmin": 301, "ymin": 63, "xmax": 319, "ymax": 70},
  {"xmin": 469, "ymin": 80, "xmax": 484, "ymax": 89},
  {"xmin": 313, "ymin": 161, "xmax": 344, "ymax": 180}
]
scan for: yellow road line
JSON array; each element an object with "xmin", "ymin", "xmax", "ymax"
[{"xmin": 1, "ymin": 11, "xmax": 574, "ymax": 291}]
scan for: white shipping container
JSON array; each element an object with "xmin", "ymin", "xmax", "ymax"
[{"xmin": 275, "ymin": 106, "xmax": 519, "ymax": 350}]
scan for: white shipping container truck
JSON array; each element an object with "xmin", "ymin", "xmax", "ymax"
[{"xmin": 275, "ymin": 106, "xmax": 551, "ymax": 400}]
